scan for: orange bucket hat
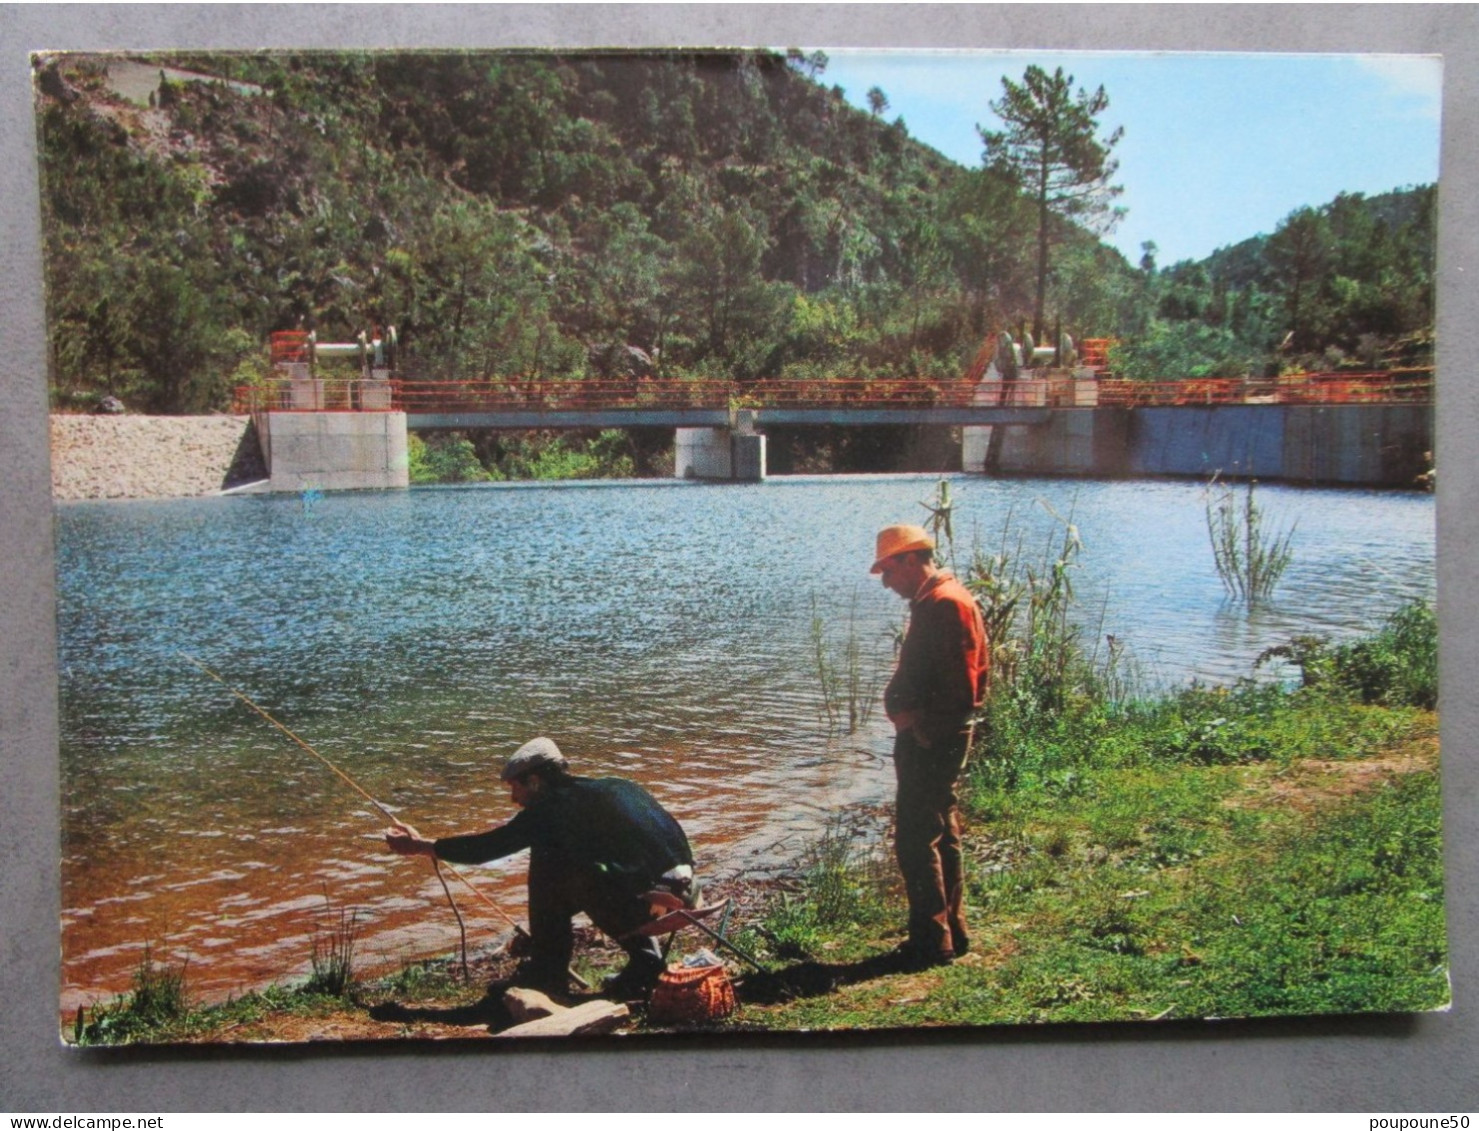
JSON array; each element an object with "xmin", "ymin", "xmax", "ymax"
[{"xmin": 870, "ymin": 524, "xmax": 935, "ymax": 573}]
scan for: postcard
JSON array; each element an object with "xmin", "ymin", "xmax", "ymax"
[{"xmin": 36, "ymin": 47, "xmax": 1444, "ymax": 1046}]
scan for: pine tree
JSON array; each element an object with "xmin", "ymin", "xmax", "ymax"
[{"xmin": 979, "ymin": 65, "xmax": 1124, "ymax": 341}]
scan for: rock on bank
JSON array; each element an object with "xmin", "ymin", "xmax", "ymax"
[{"xmin": 50, "ymin": 414, "xmax": 266, "ymax": 501}]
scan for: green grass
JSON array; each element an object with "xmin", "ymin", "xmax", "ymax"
[
  {"xmin": 73, "ymin": 944, "xmax": 190, "ymax": 1045},
  {"xmin": 733, "ymin": 815, "xmax": 895, "ymax": 967},
  {"xmin": 956, "ymin": 754, "xmax": 1445, "ymax": 1025},
  {"xmin": 737, "ymin": 662, "xmax": 1445, "ymax": 1031},
  {"xmin": 70, "ymin": 955, "xmax": 496, "ymax": 1046},
  {"xmin": 72, "ymin": 604, "xmax": 1445, "ymax": 1042},
  {"xmin": 74, "ymin": 970, "xmax": 358, "ymax": 1046}
]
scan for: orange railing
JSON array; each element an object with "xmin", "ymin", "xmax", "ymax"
[
  {"xmin": 234, "ymin": 380, "xmax": 391, "ymax": 413},
  {"xmin": 268, "ymin": 330, "xmax": 311, "ymax": 365},
  {"xmin": 234, "ymin": 371, "xmax": 1434, "ymax": 416},
  {"xmin": 734, "ymin": 378, "xmax": 981, "ymax": 408},
  {"xmin": 1097, "ymin": 372, "xmax": 1433, "ymax": 408},
  {"xmin": 393, "ymin": 378, "xmax": 731, "ymax": 413}
]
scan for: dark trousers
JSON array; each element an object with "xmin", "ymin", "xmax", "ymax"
[
  {"xmin": 893, "ymin": 727, "xmax": 971, "ymax": 958},
  {"xmin": 523, "ymin": 852, "xmax": 664, "ymax": 988}
]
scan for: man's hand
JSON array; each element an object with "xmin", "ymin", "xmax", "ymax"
[
  {"xmin": 889, "ymin": 710, "xmax": 935, "ymax": 748},
  {"xmin": 385, "ymin": 823, "xmax": 435, "ymax": 858}
]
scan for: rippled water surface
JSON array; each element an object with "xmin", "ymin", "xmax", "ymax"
[{"xmin": 57, "ymin": 475, "xmax": 1435, "ymax": 1010}]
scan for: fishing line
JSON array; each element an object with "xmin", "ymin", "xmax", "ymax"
[{"xmin": 178, "ymin": 653, "xmax": 524, "ymax": 944}]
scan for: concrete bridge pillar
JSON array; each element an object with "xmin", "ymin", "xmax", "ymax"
[
  {"xmin": 962, "ymin": 355, "xmax": 1005, "ymax": 474},
  {"xmin": 962, "ymin": 426, "xmax": 993, "ymax": 473},
  {"xmin": 675, "ymin": 412, "xmax": 767, "ymax": 481},
  {"xmin": 256, "ymin": 411, "xmax": 409, "ymax": 492}
]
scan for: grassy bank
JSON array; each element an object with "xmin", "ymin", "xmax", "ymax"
[
  {"xmin": 731, "ymin": 691, "xmax": 1442, "ymax": 1031},
  {"xmin": 725, "ymin": 578, "xmax": 1445, "ymax": 1030},
  {"xmin": 71, "ymin": 654, "xmax": 1444, "ymax": 1043},
  {"xmin": 69, "ymin": 602, "xmax": 1445, "ymax": 1044}
]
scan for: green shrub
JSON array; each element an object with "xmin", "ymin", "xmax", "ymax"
[
  {"xmin": 1258, "ymin": 601, "xmax": 1437, "ymax": 708},
  {"xmin": 408, "ymin": 432, "xmax": 494, "ymax": 484}
]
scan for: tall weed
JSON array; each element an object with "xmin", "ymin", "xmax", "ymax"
[
  {"xmin": 809, "ymin": 590, "xmax": 886, "ymax": 733},
  {"xmin": 1204, "ymin": 475, "xmax": 1296, "ymax": 606},
  {"xmin": 758, "ymin": 814, "xmax": 889, "ymax": 958},
  {"xmin": 75, "ymin": 944, "xmax": 189, "ymax": 1044},
  {"xmin": 957, "ymin": 493, "xmax": 1119, "ymax": 796},
  {"xmin": 303, "ymin": 895, "xmax": 360, "ymax": 998},
  {"xmin": 965, "ymin": 497, "xmax": 1096, "ymax": 714}
]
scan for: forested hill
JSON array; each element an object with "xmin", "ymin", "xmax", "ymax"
[
  {"xmin": 35, "ymin": 51, "xmax": 1434, "ymax": 415},
  {"xmin": 1122, "ymin": 185, "xmax": 1436, "ymax": 380},
  {"xmin": 38, "ymin": 50, "xmax": 1084, "ymax": 413}
]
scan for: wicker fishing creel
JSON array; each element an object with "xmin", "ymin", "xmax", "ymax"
[{"xmin": 647, "ymin": 963, "xmax": 735, "ymax": 1024}]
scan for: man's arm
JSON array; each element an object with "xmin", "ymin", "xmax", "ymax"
[
  {"xmin": 384, "ymin": 815, "xmax": 532, "ymax": 865},
  {"xmin": 385, "ymin": 822, "xmax": 435, "ymax": 858}
]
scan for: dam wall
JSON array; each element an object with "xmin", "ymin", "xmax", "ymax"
[{"xmin": 976, "ymin": 404, "xmax": 1432, "ymax": 487}]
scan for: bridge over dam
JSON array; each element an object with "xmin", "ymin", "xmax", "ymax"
[{"xmin": 236, "ymin": 373, "xmax": 1433, "ymax": 492}]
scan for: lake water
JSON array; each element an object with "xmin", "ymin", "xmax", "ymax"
[{"xmin": 55, "ymin": 474, "xmax": 1435, "ymax": 1011}]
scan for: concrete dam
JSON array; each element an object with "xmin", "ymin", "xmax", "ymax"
[
  {"xmin": 974, "ymin": 403, "xmax": 1432, "ymax": 487},
  {"xmin": 248, "ymin": 399, "xmax": 1432, "ymax": 492}
]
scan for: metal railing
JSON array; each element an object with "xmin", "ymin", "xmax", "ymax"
[
  {"xmin": 233, "ymin": 371, "xmax": 1434, "ymax": 416},
  {"xmin": 1096, "ymin": 372, "xmax": 1433, "ymax": 407},
  {"xmin": 395, "ymin": 378, "xmax": 732, "ymax": 412}
]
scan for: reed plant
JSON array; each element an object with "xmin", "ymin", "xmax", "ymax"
[
  {"xmin": 304, "ymin": 896, "xmax": 360, "ymax": 999},
  {"xmin": 951, "ymin": 489, "xmax": 1144, "ymax": 805},
  {"xmin": 809, "ymin": 590, "xmax": 885, "ymax": 734},
  {"xmin": 1204, "ymin": 475, "xmax": 1297, "ymax": 606},
  {"xmin": 965, "ymin": 497, "xmax": 1098, "ymax": 719},
  {"xmin": 920, "ymin": 478, "xmax": 956, "ymax": 566}
]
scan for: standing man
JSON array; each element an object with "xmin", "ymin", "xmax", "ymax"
[
  {"xmin": 385, "ymin": 736, "xmax": 696, "ymax": 998},
  {"xmin": 871, "ymin": 524, "xmax": 989, "ymax": 969}
]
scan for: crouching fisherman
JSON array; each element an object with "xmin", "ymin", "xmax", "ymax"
[{"xmin": 385, "ymin": 737, "xmax": 696, "ymax": 999}]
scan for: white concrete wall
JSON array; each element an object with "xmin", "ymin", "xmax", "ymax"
[
  {"xmin": 262, "ymin": 412, "xmax": 409, "ymax": 492},
  {"xmin": 674, "ymin": 426, "xmax": 733, "ymax": 479},
  {"xmin": 732, "ymin": 432, "xmax": 767, "ymax": 481},
  {"xmin": 961, "ymin": 426, "xmax": 992, "ymax": 474}
]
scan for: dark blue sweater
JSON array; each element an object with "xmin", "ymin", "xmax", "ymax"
[{"xmin": 434, "ymin": 776, "xmax": 692, "ymax": 893}]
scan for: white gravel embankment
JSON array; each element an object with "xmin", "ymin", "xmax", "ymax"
[{"xmin": 50, "ymin": 414, "xmax": 264, "ymax": 501}]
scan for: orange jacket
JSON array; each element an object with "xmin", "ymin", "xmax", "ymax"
[{"xmin": 884, "ymin": 571, "xmax": 989, "ymax": 743}]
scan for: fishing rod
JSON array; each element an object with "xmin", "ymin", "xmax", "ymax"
[{"xmin": 178, "ymin": 653, "xmax": 527, "ymax": 948}]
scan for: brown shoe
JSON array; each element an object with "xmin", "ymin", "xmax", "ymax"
[{"xmin": 885, "ymin": 942, "xmax": 954, "ymax": 972}]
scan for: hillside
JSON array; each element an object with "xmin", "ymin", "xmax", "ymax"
[
  {"xmin": 38, "ymin": 50, "xmax": 1111, "ymax": 415},
  {"xmin": 33, "ymin": 50, "xmax": 1435, "ymax": 418},
  {"xmin": 1122, "ymin": 185, "xmax": 1436, "ymax": 379}
]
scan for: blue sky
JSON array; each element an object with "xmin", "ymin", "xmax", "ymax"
[{"xmin": 815, "ymin": 51, "xmax": 1442, "ymax": 267}]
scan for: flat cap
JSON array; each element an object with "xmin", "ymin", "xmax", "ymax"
[{"xmin": 500, "ymin": 736, "xmax": 568, "ymax": 781}]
